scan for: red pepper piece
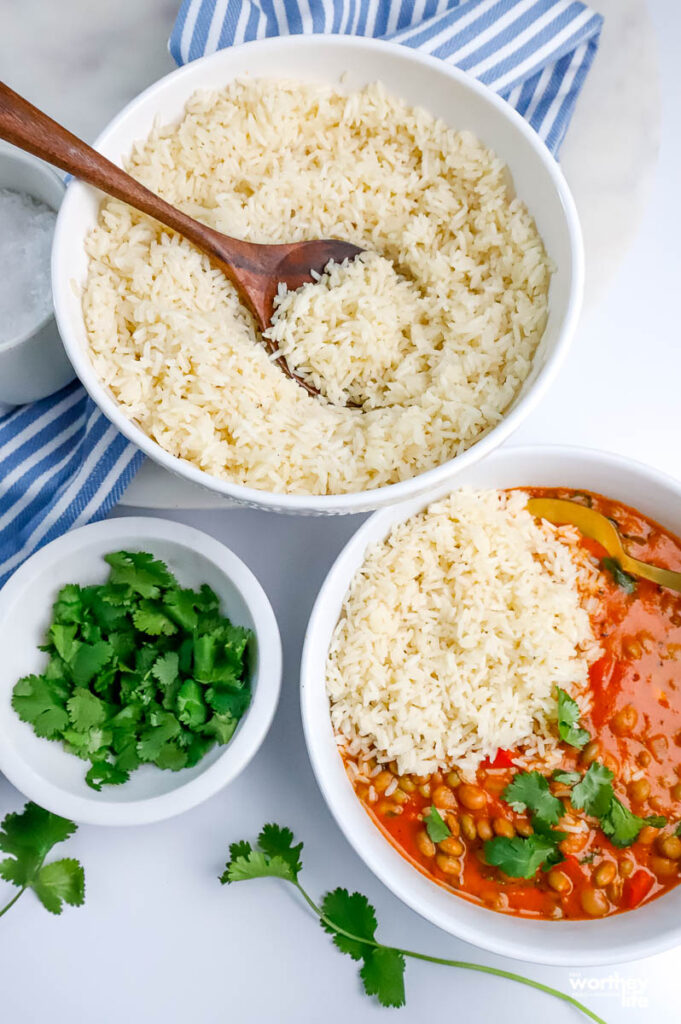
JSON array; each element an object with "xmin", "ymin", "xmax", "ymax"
[{"xmin": 623, "ymin": 869, "xmax": 654, "ymax": 909}]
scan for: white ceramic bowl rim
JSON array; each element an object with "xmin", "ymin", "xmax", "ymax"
[
  {"xmin": 52, "ymin": 34, "xmax": 584, "ymax": 514},
  {"xmin": 0, "ymin": 517, "xmax": 282, "ymax": 826},
  {"xmin": 0, "ymin": 144, "xmax": 65, "ymax": 351},
  {"xmin": 301, "ymin": 444, "xmax": 681, "ymax": 966}
]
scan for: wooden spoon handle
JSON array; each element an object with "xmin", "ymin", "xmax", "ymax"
[{"xmin": 0, "ymin": 80, "xmax": 233, "ymax": 262}]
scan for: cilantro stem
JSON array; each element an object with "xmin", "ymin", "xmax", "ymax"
[
  {"xmin": 378, "ymin": 951, "xmax": 608, "ymax": 1024},
  {"xmin": 293, "ymin": 881, "xmax": 607, "ymax": 1024},
  {"xmin": 0, "ymin": 887, "xmax": 26, "ymax": 918}
]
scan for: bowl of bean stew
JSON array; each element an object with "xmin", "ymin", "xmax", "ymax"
[{"xmin": 301, "ymin": 445, "xmax": 681, "ymax": 965}]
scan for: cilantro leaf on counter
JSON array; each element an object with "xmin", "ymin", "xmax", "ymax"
[
  {"xmin": 258, "ymin": 824, "xmax": 304, "ymax": 880},
  {"xmin": 220, "ymin": 823, "xmax": 603, "ymax": 1020},
  {"xmin": 321, "ymin": 888, "xmax": 377, "ymax": 958},
  {"xmin": 424, "ymin": 806, "xmax": 451, "ymax": 843},
  {"xmin": 360, "ymin": 947, "xmax": 406, "ymax": 1009},
  {"xmin": 222, "ymin": 825, "xmax": 303, "ymax": 885},
  {"xmin": 320, "ymin": 889, "xmax": 405, "ymax": 1007},
  {"xmin": 601, "ymin": 557, "xmax": 637, "ymax": 594},
  {"xmin": 11, "ymin": 550, "xmax": 252, "ymax": 790},
  {"xmin": 0, "ymin": 802, "xmax": 84, "ymax": 918},
  {"xmin": 502, "ymin": 771, "xmax": 563, "ymax": 826},
  {"xmin": 556, "ymin": 688, "xmax": 590, "ymax": 749}
]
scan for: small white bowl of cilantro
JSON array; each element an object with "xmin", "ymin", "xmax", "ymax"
[{"xmin": 0, "ymin": 517, "xmax": 281, "ymax": 825}]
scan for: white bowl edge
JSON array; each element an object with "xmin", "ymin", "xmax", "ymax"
[
  {"xmin": 0, "ymin": 517, "xmax": 282, "ymax": 826},
  {"xmin": 52, "ymin": 35, "xmax": 583, "ymax": 515}
]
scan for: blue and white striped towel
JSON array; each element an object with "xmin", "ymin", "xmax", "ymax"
[{"xmin": 0, "ymin": 0, "xmax": 602, "ymax": 588}]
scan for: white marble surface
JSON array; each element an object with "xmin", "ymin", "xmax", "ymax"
[{"xmin": 1, "ymin": 3, "xmax": 680, "ymax": 1024}]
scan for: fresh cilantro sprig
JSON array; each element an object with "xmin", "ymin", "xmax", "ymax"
[
  {"xmin": 487, "ymin": 760, "xmax": 668, "ymax": 876},
  {"xmin": 12, "ymin": 551, "xmax": 253, "ymax": 790},
  {"xmin": 0, "ymin": 802, "xmax": 84, "ymax": 918},
  {"xmin": 484, "ymin": 832, "xmax": 564, "ymax": 879},
  {"xmin": 571, "ymin": 762, "xmax": 616, "ymax": 818},
  {"xmin": 484, "ymin": 771, "xmax": 567, "ymax": 876},
  {"xmin": 220, "ymin": 824, "xmax": 607, "ymax": 1022},
  {"xmin": 572, "ymin": 762, "xmax": 666, "ymax": 847},
  {"xmin": 503, "ymin": 771, "xmax": 563, "ymax": 825},
  {"xmin": 556, "ymin": 688, "xmax": 590, "ymax": 749}
]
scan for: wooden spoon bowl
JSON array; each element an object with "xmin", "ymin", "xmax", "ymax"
[{"xmin": 0, "ymin": 81, "xmax": 363, "ymax": 398}]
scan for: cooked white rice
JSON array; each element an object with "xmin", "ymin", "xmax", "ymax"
[
  {"xmin": 267, "ymin": 252, "xmax": 443, "ymax": 409},
  {"xmin": 83, "ymin": 78, "xmax": 551, "ymax": 495},
  {"xmin": 326, "ymin": 489, "xmax": 601, "ymax": 778}
]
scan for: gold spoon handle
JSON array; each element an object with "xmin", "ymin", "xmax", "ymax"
[
  {"xmin": 527, "ymin": 497, "xmax": 681, "ymax": 594},
  {"xmin": 618, "ymin": 553, "xmax": 681, "ymax": 592}
]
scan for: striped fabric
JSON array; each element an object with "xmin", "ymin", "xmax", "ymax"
[
  {"xmin": 170, "ymin": 0, "xmax": 603, "ymax": 154},
  {"xmin": 0, "ymin": 382, "xmax": 142, "ymax": 587},
  {"xmin": 0, "ymin": 0, "xmax": 601, "ymax": 589}
]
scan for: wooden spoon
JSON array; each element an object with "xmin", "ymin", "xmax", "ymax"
[
  {"xmin": 527, "ymin": 497, "xmax": 681, "ymax": 593},
  {"xmin": 0, "ymin": 81, "xmax": 363, "ymax": 398}
]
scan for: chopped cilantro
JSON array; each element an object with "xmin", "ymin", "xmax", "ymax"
[
  {"xmin": 104, "ymin": 550, "xmax": 174, "ymax": 597},
  {"xmin": 556, "ymin": 688, "xmax": 590, "ymax": 749},
  {"xmin": 0, "ymin": 802, "xmax": 84, "ymax": 918},
  {"xmin": 177, "ymin": 680, "xmax": 207, "ymax": 729},
  {"xmin": 552, "ymin": 769, "xmax": 581, "ymax": 785},
  {"xmin": 502, "ymin": 771, "xmax": 563, "ymax": 826},
  {"xmin": 220, "ymin": 824, "xmax": 604, "ymax": 1021},
  {"xmin": 11, "ymin": 551, "xmax": 252, "ymax": 789},
  {"xmin": 601, "ymin": 557, "xmax": 637, "ymax": 594},
  {"xmin": 424, "ymin": 807, "xmax": 451, "ymax": 843},
  {"xmin": 11, "ymin": 674, "xmax": 69, "ymax": 738}
]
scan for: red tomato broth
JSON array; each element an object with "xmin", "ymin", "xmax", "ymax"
[{"xmin": 341, "ymin": 488, "xmax": 681, "ymax": 920}]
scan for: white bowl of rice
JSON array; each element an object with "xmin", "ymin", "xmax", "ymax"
[
  {"xmin": 301, "ymin": 445, "xmax": 681, "ymax": 964},
  {"xmin": 53, "ymin": 36, "xmax": 583, "ymax": 514}
]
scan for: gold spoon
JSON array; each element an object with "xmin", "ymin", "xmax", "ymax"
[{"xmin": 527, "ymin": 497, "xmax": 681, "ymax": 594}]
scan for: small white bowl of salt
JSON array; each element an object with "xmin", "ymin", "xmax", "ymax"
[{"xmin": 0, "ymin": 143, "xmax": 75, "ymax": 404}]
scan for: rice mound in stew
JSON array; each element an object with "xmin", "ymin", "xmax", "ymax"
[
  {"xmin": 326, "ymin": 489, "xmax": 601, "ymax": 778},
  {"xmin": 83, "ymin": 79, "xmax": 551, "ymax": 496}
]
